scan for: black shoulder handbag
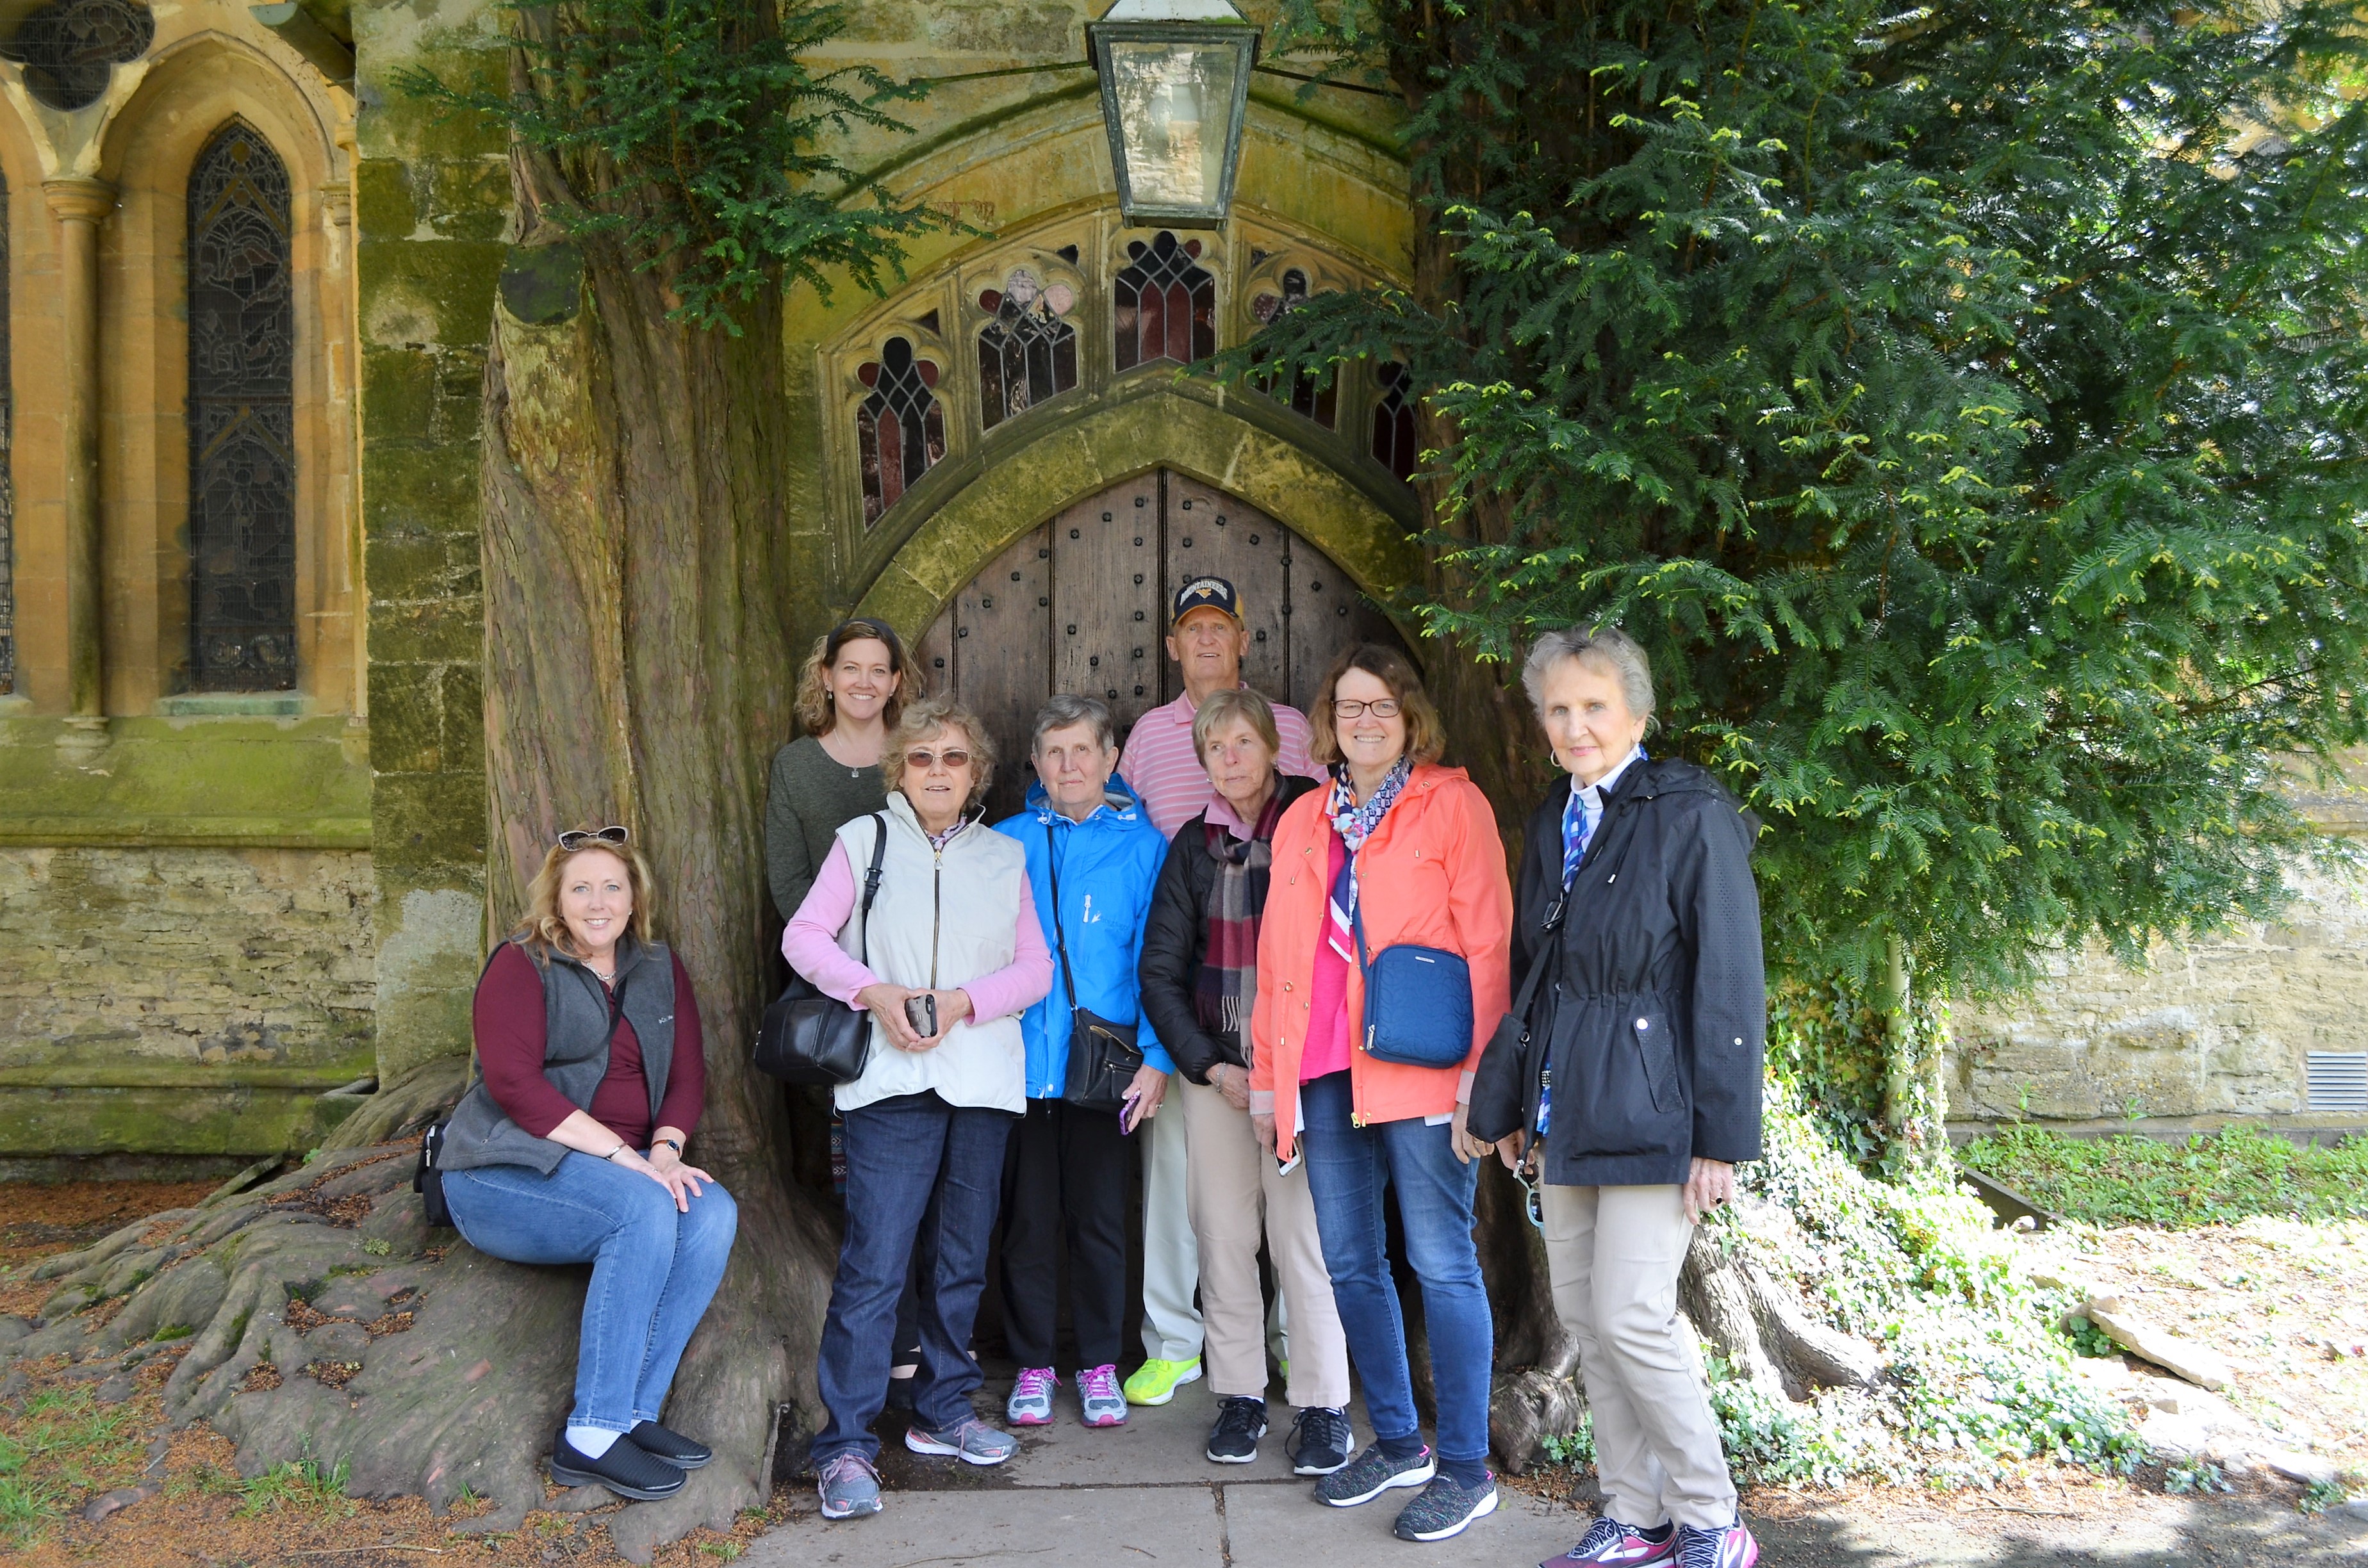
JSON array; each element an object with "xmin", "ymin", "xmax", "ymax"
[
  {"xmin": 1045, "ymin": 823, "xmax": 1145, "ymax": 1113},
  {"xmin": 755, "ymin": 812, "xmax": 890, "ymax": 1085},
  {"xmin": 1467, "ymin": 892, "xmax": 1565, "ymax": 1145}
]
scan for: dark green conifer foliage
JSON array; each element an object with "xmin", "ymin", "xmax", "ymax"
[{"xmin": 1259, "ymin": 0, "xmax": 2368, "ymax": 1000}]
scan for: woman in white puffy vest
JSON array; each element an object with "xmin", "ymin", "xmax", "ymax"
[{"xmin": 782, "ymin": 695, "xmax": 1054, "ymax": 1522}]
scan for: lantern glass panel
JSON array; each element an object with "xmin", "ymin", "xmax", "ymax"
[{"xmin": 1103, "ymin": 38, "xmax": 1241, "ymax": 213}]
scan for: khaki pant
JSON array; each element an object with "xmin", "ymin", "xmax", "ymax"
[
  {"xmin": 1179, "ymin": 1076, "xmax": 1350, "ymax": 1408},
  {"xmin": 1542, "ymin": 1182, "xmax": 1738, "ymax": 1531}
]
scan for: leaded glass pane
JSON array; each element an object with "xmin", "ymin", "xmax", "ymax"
[
  {"xmin": 978, "ymin": 268, "xmax": 1079, "ymax": 430},
  {"xmin": 0, "ymin": 0, "xmax": 152, "ymax": 112},
  {"xmin": 1372, "ymin": 362, "xmax": 1417, "ymax": 483},
  {"xmin": 187, "ymin": 122, "xmax": 297, "ymax": 692},
  {"xmin": 857, "ymin": 336, "xmax": 945, "ymax": 527},
  {"xmin": 1114, "ymin": 231, "xmax": 1215, "ymax": 372},
  {"xmin": 1250, "ymin": 269, "xmax": 1335, "ymax": 430}
]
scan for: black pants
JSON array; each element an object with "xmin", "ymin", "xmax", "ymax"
[{"xmin": 998, "ymin": 1096, "xmax": 1131, "ymax": 1369}]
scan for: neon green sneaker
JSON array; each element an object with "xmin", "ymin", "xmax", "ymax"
[{"xmin": 1122, "ymin": 1356, "xmax": 1203, "ymax": 1407}]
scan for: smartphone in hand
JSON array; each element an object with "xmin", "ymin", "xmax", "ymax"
[{"xmin": 903, "ymin": 992, "xmax": 938, "ymax": 1040}]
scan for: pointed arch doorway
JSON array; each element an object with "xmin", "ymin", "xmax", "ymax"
[{"xmin": 916, "ymin": 469, "xmax": 1408, "ymax": 820}]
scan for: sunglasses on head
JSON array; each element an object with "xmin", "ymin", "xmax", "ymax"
[{"xmin": 557, "ymin": 825, "xmax": 630, "ymax": 851}]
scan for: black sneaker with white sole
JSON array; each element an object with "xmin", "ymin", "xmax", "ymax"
[
  {"xmin": 1206, "ymin": 1396, "xmax": 1268, "ymax": 1464},
  {"xmin": 548, "ymin": 1429, "xmax": 686, "ymax": 1500},
  {"xmin": 1393, "ymin": 1472, "xmax": 1499, "ymax": 1542},
  {"xmin": 1286, "ymin": 1405, "xmax": 1353, "ymax": 1475},
  {"xmin": 1313, "ymin": 1441, "xmax": 1435, "ymax": 1507},
  {"xmin": 626, "ymin": 1419, "xmax": 711, "ymax": 1469}
]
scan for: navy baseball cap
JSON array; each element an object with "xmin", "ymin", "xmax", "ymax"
[{"xmin": 1171, "ymin": 575, "xmax": 1242, "ymax": 624}]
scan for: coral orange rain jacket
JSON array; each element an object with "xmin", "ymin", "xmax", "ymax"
[{"xmin": 1248, "ymin": 763, "xmax": 1513, "ymax": 1145}]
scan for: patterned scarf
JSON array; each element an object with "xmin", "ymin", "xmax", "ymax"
[
  {"xmin": 1194, "ymin": 785, "xmax": 1290, "ymax": 1058},
  {"xmin": 1326, "ymin": 757, "xmax": 1412, "ymax": 966}
]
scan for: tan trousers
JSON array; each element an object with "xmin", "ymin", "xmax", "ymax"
[
  {"xmin": 1541, "ymin": 1182, "xmax": 1738, "ymax": 1531},
  {"xmin": 1179, "ymin": 1076, "xmax": 1351, "ymax": 1408}
]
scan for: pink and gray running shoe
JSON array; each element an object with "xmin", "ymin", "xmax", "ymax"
[
  {"xmin": 1673, "ymin": 1519, "xmax": 1760, "ymax": 1568},
  {"xmin": 1543, "ymin": 1515, "xmax": 1678, "ymax": 1567},
  {"xmin": 1007, "ymin": 1366, "xmax": 1058, "ymax": 1426},
  {"xmin": 1078, "ymin": 1364, "xmax": 1128, "ymax": 1426}
]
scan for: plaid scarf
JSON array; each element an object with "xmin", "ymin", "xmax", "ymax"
[
  {"xmin": 1193, "ymin": 787, "xmax": 1290, "ymax": 1058},
  {"xmin": 1326, "ymin": 758, "xmax": 1411, "ymax": 966}
]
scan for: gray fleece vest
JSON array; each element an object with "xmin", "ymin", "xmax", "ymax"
[{"xmin": 440, "ymin": 935, "xmax": 679, "ymax": 1173}]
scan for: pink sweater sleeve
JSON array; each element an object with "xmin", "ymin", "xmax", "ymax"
[
  {"xmin": 781, "ymin": 840, "xmax": 879, "ymax": 1006},
  {"xmin": 960, "ymin": 874, "xmax": 1056, "ymax": 1023}
]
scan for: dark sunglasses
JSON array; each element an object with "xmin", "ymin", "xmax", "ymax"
[{"xmin": 557, "ymin": 825, "xmax": 630, "ymax": 851}]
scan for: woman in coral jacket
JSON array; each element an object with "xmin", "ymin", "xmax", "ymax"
[{"xmin": 1248, "ymin": 643, "xmax": 1513, "ymax": 1545}]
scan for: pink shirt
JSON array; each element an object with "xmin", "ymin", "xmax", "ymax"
[
  {"xmin": 1299, "ymin": 832, "xmax": 1354, "ymax": 1084},
  {"xmin": 1119, "ymin": 689, "xmax": 1322, "ymax": 839},
  {"xmin": 782, "ymin": 839, "xmax": 1053, "ymax": 1024}
]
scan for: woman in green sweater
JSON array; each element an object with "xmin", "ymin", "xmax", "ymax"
[{"xmin": 765, "ymin": 619, "xmax": 918, "ymax": 921}]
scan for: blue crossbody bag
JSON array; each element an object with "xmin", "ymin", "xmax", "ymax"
[{"xmin": 1351, "ymin": 901, "xmax": 1474, "ymax": 1068}]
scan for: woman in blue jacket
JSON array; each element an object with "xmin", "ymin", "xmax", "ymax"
[{"xmin": 994, "ymin": 694, "xmax": 1173, "ymax": 1430}]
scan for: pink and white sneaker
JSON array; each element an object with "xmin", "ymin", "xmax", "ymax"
[
  {"xmin": 1542, "ymin": 1515, "xmax": 1679, "ymax": 1567},
  {"xmin": 1673, "ymin": 1519, "xmax": 1760, "ymax": 1568},
  {"xmin": 1077, "ymin": 1363, "xmax": 1128, "ymax": 1427},
  {"xmin": 1007, "ymin": 1366, "xmax": 1058, "ymax": 1426}
]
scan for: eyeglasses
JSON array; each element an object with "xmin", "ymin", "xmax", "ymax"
[
  {"xmin": 1518, "ymin": 1166, "xmax": 1545, "ymax": 1233},
  {"xmin": 1331, "ymin": 698, "xmax": 1402, "ymax": 719},
  {"xmin": 557, "ymin": 825, "xmax": 629, "ymax": 851},
  {"xmin": 907, "ymin": 749, "xmax": 973, "ymax": 771}
]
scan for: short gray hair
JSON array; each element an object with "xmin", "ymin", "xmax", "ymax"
[
  {"xmin": 1031, "ymin": 693, "xmax": 1117, "ymax": 755},
  {"xmin": 1522, "ymin": 625, "xmax": 1656, "ymax": 726}
]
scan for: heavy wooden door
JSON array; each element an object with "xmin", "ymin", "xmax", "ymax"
[{"xmin": 917, "ymin": 470, "xmax": 1403, "ymax": 821}]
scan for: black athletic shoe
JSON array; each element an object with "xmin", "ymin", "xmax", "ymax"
[
  {"xmin": 548, "ymin": 1430, "xmax": 686, "ymax": 1500},
  {"xmin": 627, "ymin": 1420, "xmax": 712, "ymax": 1469},
  {"xmin": 1286, "ymin": 1406, "xmax": 1353, "ymax": 1476},
  {"xmin": 1206, "ymin": 1396, "xmax": 1268, "ymax": 1464},
  {"xmin": 1314, "ymin": 1441, "xmax": 1435, "ymax": 1507},
  {"xmin": 1393, "ymin": 1472, "xmax": 1499, "ymax": 1542}
]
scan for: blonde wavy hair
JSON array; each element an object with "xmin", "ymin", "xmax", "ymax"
[
  {"xmin": 513, "ymin": 828, "xmax": 659, "ymax": 959},
  {"xmin": 881, "ymin": 696, "xmax": 996, "ymax": 812},
  {"xmin": 794, "ymin": 619, "xmax": 917, "ymax": 735}
]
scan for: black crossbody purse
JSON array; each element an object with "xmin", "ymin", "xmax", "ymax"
[
  {"xmin": 754, "ymin": 812, "xmax": 890, "ymax": 1085},
  {"xmin": 1044, "ymin": 823, "xmax": 1145, "ymax": 1113}
]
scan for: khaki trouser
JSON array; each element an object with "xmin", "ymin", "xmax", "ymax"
[
  {"xmin": 1542, "ymin": 1182, "xmax": 1738, "ymax": 1531},
  {"xmin": 1179, "ymin": 1076, "xmax": 1350, "ymax": 1408}
]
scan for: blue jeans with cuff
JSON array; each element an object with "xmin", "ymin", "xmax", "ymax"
[
  {"xmin": 1299, "ymin": 1070, "xmax": 1493, "ymax": 1466},
  {"xmin": 814, "ymin": 1090, "xmax": 1014, "ymax": 1465},
  {"xmin": 443, "ymin": 1151, "xmax": 738, "ymax": 1435}
]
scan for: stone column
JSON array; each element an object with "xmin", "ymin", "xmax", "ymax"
[{"xmin": 44, "ymin": 177, "xmax": 114, "ymax": 722}]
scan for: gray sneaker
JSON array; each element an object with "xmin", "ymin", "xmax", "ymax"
[
  {"xmin": 816, "ymin": 1451, "xmax": 882, "ymax": 1520},
  {"xmin": 1314, "ymin": 1441, "xmax": 1435, "ymax": 1507},
  {"xmin": 1393, "ymin": 1472, "xmax": 1499, "ymax": 1542},
  {"xmin": 904, "ymin": 1416, "xmax": 1019, "ymax": 1466}
]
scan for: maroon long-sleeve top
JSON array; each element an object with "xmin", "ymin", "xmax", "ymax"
[{"xmin": 472, "ymin": 943, "xmax": 706, "ymax": 1149}]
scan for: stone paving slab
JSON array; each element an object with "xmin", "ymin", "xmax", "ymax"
[
  {"xmin": 740, "ymin": 1484, "xmax": 1229, "ymax": 1568},
  {"xmin": 1221, "ymin": 1477, "xmax": 1581, "ymax": 1567}
]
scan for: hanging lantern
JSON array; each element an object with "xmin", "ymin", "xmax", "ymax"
[{"xmin": 1090, "ymin": 0, "xmax": 1260, "ymax": 227}]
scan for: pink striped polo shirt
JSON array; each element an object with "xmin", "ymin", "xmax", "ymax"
[{"xmin": 1117, "ymin": 689, "xmax": 1322, "ymax": 840}]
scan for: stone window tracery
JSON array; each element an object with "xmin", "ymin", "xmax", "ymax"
[
  {"xmin": 0, "ymin": 0, "xmax": 153, "ymax": 111},
  {"xmin": 978, "ymin": 267, "xmax": 1078, "ymax": 430},
  {"xmin": 857, "ymin": 336, "xmax": 946, "ymax": 525},
  {"xmin": 0, "ymin": 165, "xmax": 12, "ymax": 696},
  {"xmin": 187, "ymin": 121, "xmax": 299, "ymax": 692},
  {"xmin": 1114, "ymin": 231, "xmax": 1215, "ymax": 372},
  {"xmin": 1250, "ymin": 268, "xmax": 1335, "ymax": 430},
  {"xmin": 1371, "ymin": 362, "xmax": 1417, "ymax": 484}
]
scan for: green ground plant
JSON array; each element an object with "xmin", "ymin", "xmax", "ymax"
[
  {"xmin": 1963, "ymin": 1124, "xmax": 2368, "ymax": 1227},
  {"xmin": 0, "ymin": 1384, "xmax": 149, "ymax": 1547},
  {"xmin": 236, "ymin": 1455, "xmax": 357, "ymax": 1520}
]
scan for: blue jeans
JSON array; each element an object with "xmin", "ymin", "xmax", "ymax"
[
  {"xmin": 815, "ymin": 1091, "xmax": 1013, "ymax": 1464},
  {"xmin": 442, "ymin": 1152, "xmax": 737, "ymax": 1434},
  {"xmin": 1299, "ymin": 1071, "xmax": 1493, "ymax": 1465}
]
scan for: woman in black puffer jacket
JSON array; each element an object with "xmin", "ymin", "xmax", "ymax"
[
  {"xmin": 1137, "ymin": 688, "xmax": 1352, "ymax": 1476},
  {"xmin": 1470, "ymin": 625, "xmax": 1764, "ymax": 1568}
]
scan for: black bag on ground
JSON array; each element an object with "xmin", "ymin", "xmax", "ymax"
[
  {"xmin": 413, "ymin": 1120, "xmax": 452, "ymax": 1228},
  {"xmin": 1043, "ymin": 822, "xmax": 1144, "ymax": 1113},
  {"xmin": 755, "ymin": 812, "xmax": 890, "ymax": 1086}
]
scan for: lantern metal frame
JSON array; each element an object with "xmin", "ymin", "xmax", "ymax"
[{"xmin": 1089, "ymin": 1, "xmax": 1260, "ymax": 229}]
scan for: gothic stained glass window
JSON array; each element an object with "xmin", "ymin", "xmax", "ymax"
[
  {"xmin": 1249, "ymin": 268, "xmax": 1336, "ymax": 430},
  {"xmin": 857, "ymin": 336, "xmax": 945, "ymax": 527},
  {"xmin": 978, "ymin": 268, "xmax": 1079, "ymax": 430},
  {"xmin": 186, "ymin": 122, "xmax": 298, "ymax": 691},
  {"xmin": 1371, "ymin": 361, "xmax": 1418, "ymax": 484},
  {"xmin": 1114, "ymin": 231, "xmax": 1215, "ymax": 372},
  {"xmin": 0, "ymin": 167, "xmax": 13, "ymax": 696},
  {"xmin": 0, "ymin": 0, "xmax": 153, "ymax": 111}
]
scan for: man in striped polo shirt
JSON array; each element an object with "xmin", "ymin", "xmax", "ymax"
[{"xmin": 1115, "ymin": 575, "xmax": 1323, "ymax": 1407}]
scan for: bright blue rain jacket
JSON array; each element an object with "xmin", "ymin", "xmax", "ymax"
[{"xmin": 994, "ymin": 774, "xmax": 1174, "ymax": 1098}]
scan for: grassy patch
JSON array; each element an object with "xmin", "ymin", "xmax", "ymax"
[
  {"xmin": 0, "ymin": 1385, "xmax": 150, "ymax": 1548},
  {"xmin": 1963, "ymin": 1124, "xmax": 2368, "ymax": 1228},
  {"xmin": 236, "ymin": 1456, "xmax": 356, "ymax": 1520}
]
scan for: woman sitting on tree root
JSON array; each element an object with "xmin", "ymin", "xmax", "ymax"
[
  {"xmin": 1471, "ymin": 625, "xmax": 1764, "ymax": 1568},
  {"xmin": 784, "ymin": 696, "xmax": 1055, "ymax": 1522},
  {"xmin": 437, "ymin": 824, "xmax": 737, "ymax": 1504}
]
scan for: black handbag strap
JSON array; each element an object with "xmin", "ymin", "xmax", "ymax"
[
  {"xmin": 1042, "ymin": 822, "xmax": 1079, "ymax": 1013},
  {"xmin": 1506, "ymin": 888, "xmax": 1568, "ymax": 1044},
  {"xmin": 855, "ymin": 812, "xmax": 888, "ymax": 968}
]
